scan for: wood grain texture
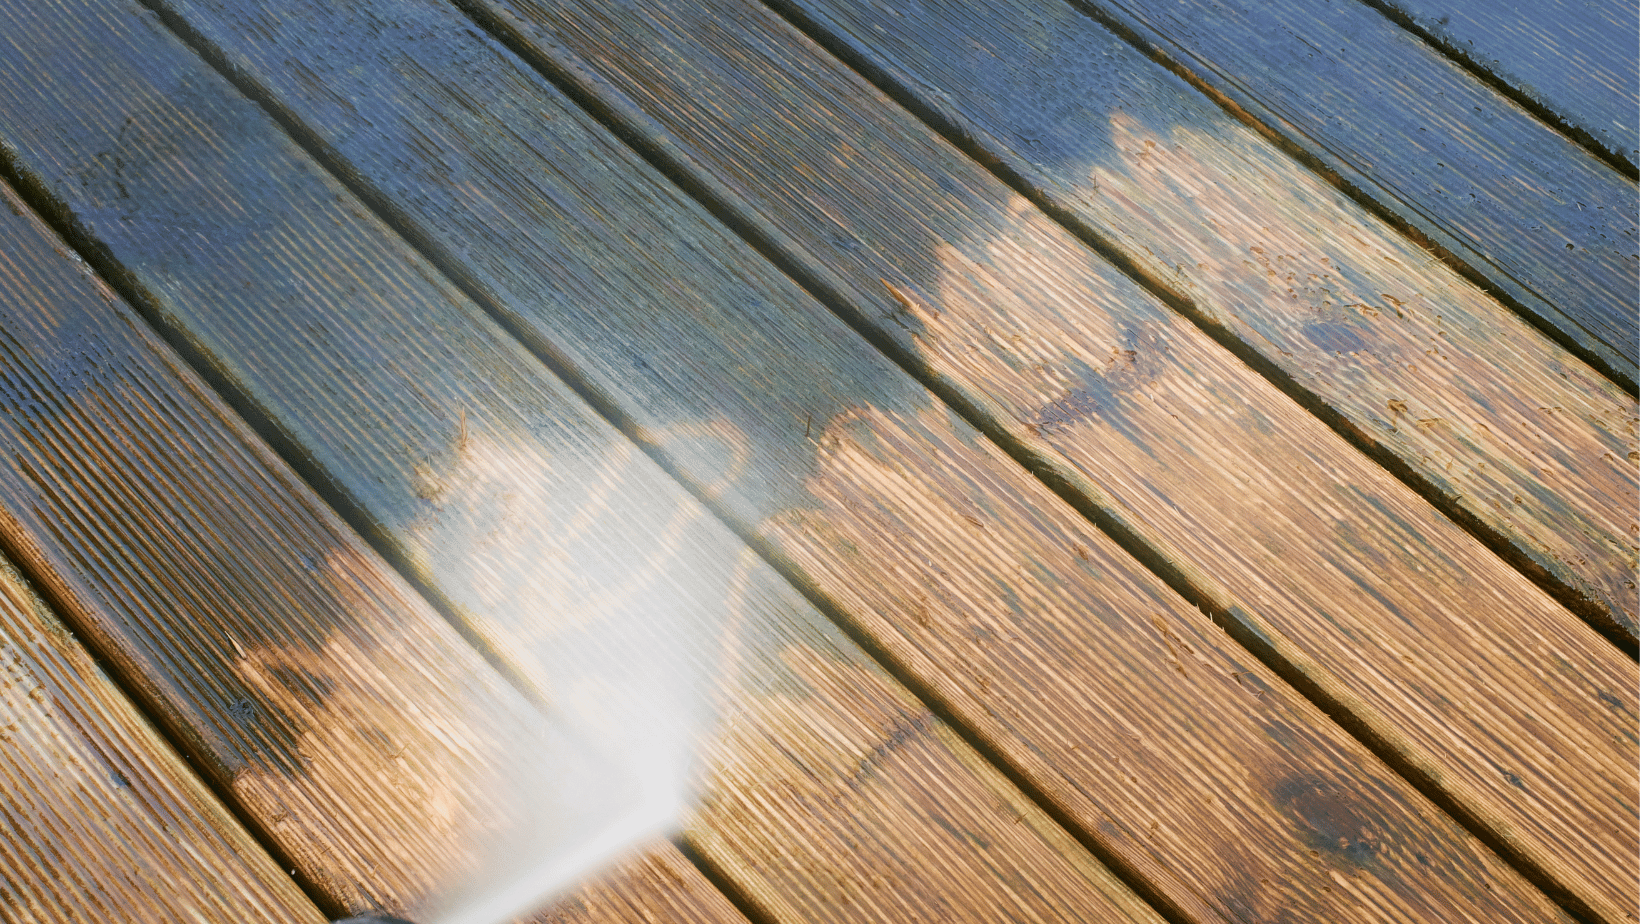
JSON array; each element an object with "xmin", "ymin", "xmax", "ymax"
[
  {"xmin": 1362, "ymin": 0, "xmax": 1638, "ymax": 172},
  {"xmin": 530, "ymin": 842, "xmax": 748, "ymax": 924},
  {"xmin": 436, "ymin": 1, "xmax": 1636, "ymax": 918},
  {"xmin": 0, "ymin": 546, "xmax": 324, "ymax": 924},
  {"xmin": 0, "ymin": 177, "xmax": 611, "ymax": 920},
  {"xmin": 120, "ymin": 0, "xmax": 1615, "ymax": 920},
  {"xmin": 1054, "ymin": 0, "xmax": 1640, "ymax": 388},
  {"xmin": 0, "ymin": 3, "xmax": 1169, "ymax": 923},
  {"xmin": 767, "ymin": 0, "xmax": 1640, "ymax": 654}
]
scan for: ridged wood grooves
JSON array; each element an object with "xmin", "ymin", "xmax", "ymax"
[
  {"xmin": 95, "ymin": 0, "xmax": 1629, "ymax": 920},
  {"xmin": 0, "ymin": 534, "xmax": 323, "ymax": 923},
  {"xmin": 435, "ymin": 0, "xmax": 1634, "ymax": 918},
  {"xmin": 0, "ymin": 3, "xmax": 1169, "ymax": 923},
  {"xmin": 760, "ymin": 0, "xmax": 1639, "ymax": 645},
  {"xmin": 1358, "ymin": 0, "xmax": 1638, "ymax": 176},
  {"xmin": 1057, "ymin": 0, "xmax": 1638, "ymax": 388}
]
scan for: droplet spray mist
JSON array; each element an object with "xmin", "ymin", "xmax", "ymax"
[{"xmin": 369, "ymin": 430, "xmax": 738, "ymax": 924}]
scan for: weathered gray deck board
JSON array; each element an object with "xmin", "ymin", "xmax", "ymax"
[
  {"xmin": 0, "ymin": 3, "xmax": 1171, "ymax": 923},
  {"xmin": 445, "ymin": 0, "xmax": 1635, "ymax": 917},
  {"xmin": 0, "ymin": 0, "xmax": 1629, "ymax": 920},
  {"xmin": 1051, "ymin": 0, "xmax": 1638, "ymax": 388},
  {"xmin": 1362, "ymin": 0, "xmax": 1638, "ymax": 173}
]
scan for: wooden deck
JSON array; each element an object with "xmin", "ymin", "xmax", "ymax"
[{"xmin": 0, "ymin": 0, "xmax": 1633, "ymax": 922}]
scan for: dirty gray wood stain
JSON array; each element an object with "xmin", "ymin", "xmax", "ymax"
[
  {"xmin": 0, "ymin": 540, "xmax": 324, "ymax": 924},
  {"xmin": 0, "ymin": 4, "xmax": 1169, "ymax": 924},
  {"xmin": 1052, "ymin": 0, "xmax": 1640, "ymax": 387},
  {"xmin": 448, "ymin": 0, "xmax": 1634, "ymax": 918},
  {"xmin": 1363, "ymin": 0, "xmax": 1638, "ymax": 173},
  {"xmin": 100, "ymin": 0, "xmax": 1623, "ymax": 921},
  {"xmin": 775, "ymin": 0, "xmax": 1640, "ymax": 641}
]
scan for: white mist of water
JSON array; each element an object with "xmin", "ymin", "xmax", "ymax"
[{"xmin": 395, "ymin": 428, "xmax": 737, "ymax": 924}]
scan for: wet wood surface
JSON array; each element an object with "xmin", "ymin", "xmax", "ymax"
[
  {"xmin": 91, "ymin": 0, "xmax": 1627, "ymax": 920},
  {"xmin": 0, "ymin": 174, "xmax": 599, "ymax": 919},
  {"xmin": 0, "ymin": 547, "xmax": 324, "ymax": 924},
  {"xmin": 1362, "ymin": 0, "xmax": 1639, "ymax": 172},
  {"xmin": 0, "ymin": 4, "xmax": 1173, "ymax": 924},
  {"xmin": 445, "ymin": 0, "xmax": 1636, "ymax": 918},
  {"xmin": 765, "ymin": 0, "xmax": 1640, "ymax": 642},
  {"xmin": 1047, "ymin": 0, "xmax": 1639, "ymax": 387},
  {"xmin": 0, "ymin": 0, "xmax": 1628, "ymax": 923}
]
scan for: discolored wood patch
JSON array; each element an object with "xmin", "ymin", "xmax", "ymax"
[
  {"xmin": 776, "ymin": 0, "xmax": 1639, "ymax": 643},
  {"xmin": 124, "ymin": 0, "xmax": 1606, "ymax": 919},
  {"xmin": 0, "ymin": 175, "xmax": 615, "ymax": 921}
]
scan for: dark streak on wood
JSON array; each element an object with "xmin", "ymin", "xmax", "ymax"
[
  {"xmin": 0, "ymin": 174, "xmax": 570, "ymax": 919},
  {"xmin": 113, "ymin": 0, "xmax": 1633, "ymax": 921},
  {"xmin": 1357, "ymin": 0, "xmax": 1638, "ymax": 175},
  {"xmin": 765, "ymin": 0, "xmax": 1640, "ymax": 644}
]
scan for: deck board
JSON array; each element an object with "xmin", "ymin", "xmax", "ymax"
[
  {"xmin": 444, "ymin": 1, "xmax": 1636, "ymax": 917},
  {"xmin": 0, "ymin": 177, "xmax": 584, "ymax": 918},
  {"xmin": 1054, "ymin": 0, "xmax": 1639, "ymax": 386},
  {"xmin": 0, "ymin": 3, "xmax": 1175, "ymax": 922},
  {"xmin": 0, "ymin": 548, "xmax": 325, "ymax": 924},
  {"xmin": 0, "ymin": 180, "xmax": 657, "ymax": 923},
  {"xmin": 1361, "ymin": 0, "xmax": 1638, "ymax": 173},
  {"xmin": 51, "ymin": 0, "xmax": 1626, "ymax": 919},
  {"xmin": 0, "ymin": 0, "xmax": 1630, "ymax": 920},
  {"xmin": 99, "ymin": 0, "xmax": 1615, "ymax": 920},
  {"xmin": 763, "ymin": 0, "xmax": 1639, "ymax": 641}
]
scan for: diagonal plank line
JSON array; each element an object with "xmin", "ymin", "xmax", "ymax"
[
  {"xmin": 1052, "ymin": 0, "xmax": 1637, "ymax": 394},
  {"xmin": 0, "ymin": 533, "xmax": 329, "ymax": 923},
  {"xmin": 12, "ymin": 1, "xmax": 1613, "ymax": 924},
  {"xmin": 0, "ymin": 177, "xmax": 350, "ymax": 920},
  {"xmin": 106, "ymin": 5, "xmax": 1205, "ymax": 921},
  {"xmin": 131, "ymin": 0, "xmax": 1626, "ymax": 919},
  {"xmin": 0, "ymin": 80, "xmax": 761, "ymax": 924},
  {"xmin": 0, "ymin": 4, "xmax": 1185, "ymax": 923},
  {"xmin": 430, "ymin": 1, "xmax": 1629, "ymax": 919}
]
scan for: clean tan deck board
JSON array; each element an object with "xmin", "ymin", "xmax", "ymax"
[
  {"xmin": 770, "ymin": 0, "xmax": 1638, "ymax": 642},
  {"xmin": 1053, "ymin": 0, "xmax": 1639, "ymax": 387},
  {"xmin": 0, "ymin": 544, "xmax": 323, "ymax": 924},
  {"xmin": 0, "ymin": 3, "xmax": 1174, "ymax": 923},
  {"xmin": 449, "ymin": 1, "xmax": 1636, "ymax": 918}
]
